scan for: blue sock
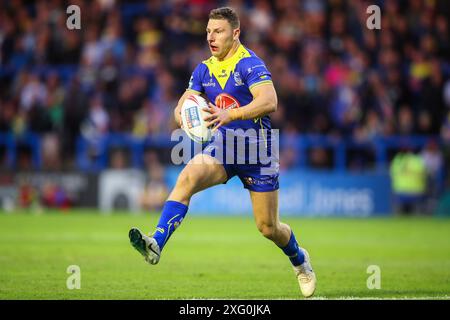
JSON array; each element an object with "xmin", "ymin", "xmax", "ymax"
[
  {"xmin": 279, "ymin": 231, "xmax": 305, "ymax": 266},
  {"xmin": 152, "ymin": 200, "xmax": 188, "ymax": 251}
]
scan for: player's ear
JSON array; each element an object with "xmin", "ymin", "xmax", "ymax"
[{"xmin": 233, "ymin": 28, "xmax": 240, "ymax": 40}]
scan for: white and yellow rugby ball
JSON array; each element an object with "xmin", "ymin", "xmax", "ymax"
[{"xmin": 181, "ymin": 94, "xmax": 212, "ymax": 144}]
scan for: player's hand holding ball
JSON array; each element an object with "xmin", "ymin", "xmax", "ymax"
[
  {"xmin": 180, "ymin": 94, "xmax": 213, "ymax": 143},
  {"xmin": 203, "ymin": 99, "xmax": 233, "ymax": 132}
]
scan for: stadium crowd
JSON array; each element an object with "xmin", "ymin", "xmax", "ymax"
[{"xmin": 1, "ymin": 0, "xmax": 450, "ymax": 174}]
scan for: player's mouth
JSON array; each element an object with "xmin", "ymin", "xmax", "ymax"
[{"xmin": 209, "ymin": 44, "xmax": 218, "ymax": 52}]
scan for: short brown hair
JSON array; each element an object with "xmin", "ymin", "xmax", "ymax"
[{"xmin": 209, "ymin": 7, "xmax": 240, "ymax": 29}]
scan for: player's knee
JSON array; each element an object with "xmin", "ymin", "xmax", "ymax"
[{"xmin": 257, "ymin": 222, "xmax": 276, "ymax": 240}]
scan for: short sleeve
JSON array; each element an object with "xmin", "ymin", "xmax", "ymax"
[
  {"xmin": 187, "ymin": 63, "xmax": 204, "ymax": 94},
  {"xmin": 241, "ymin": 57, "xmax": 273, "ymax": 90}
]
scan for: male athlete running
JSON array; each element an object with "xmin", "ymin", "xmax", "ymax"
[{"xmin": 129, "ymin": 7, "xmax": 316, "ymax": 298}]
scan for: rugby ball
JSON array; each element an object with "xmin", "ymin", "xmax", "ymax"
[{"xmin": 181, "ymin": 94, "xmax": 212, "ymax": 143}]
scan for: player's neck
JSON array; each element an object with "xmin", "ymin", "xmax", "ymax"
[{"xmin": 217, "ymin": 40, "xmax": 241, "ymax": 62}]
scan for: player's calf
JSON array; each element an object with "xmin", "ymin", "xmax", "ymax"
[{"xmin": 152, "ymin": 200, "xmax": 188, "ymax": 252}]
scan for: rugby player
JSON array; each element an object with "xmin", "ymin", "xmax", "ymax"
[{"xmin": 129, "ymin": 7, "xmax": 316, "ymax": 298}]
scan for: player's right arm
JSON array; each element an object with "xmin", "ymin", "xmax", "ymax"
[{"xmin": 173, "ymin": 64, "xmax": 204, "ymax": 128}]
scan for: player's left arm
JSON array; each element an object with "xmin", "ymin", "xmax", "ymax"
[
  {"xmin": 203, "ymin": 83, "xmax": 277, "ymax": 131},
  {"xmin": 232, "ymin": 82, "xmax": 278, "ymax": 120}
]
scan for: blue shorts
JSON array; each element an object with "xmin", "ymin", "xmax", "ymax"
[{"xmin": 202, "ymin": 131, "xmax": 279, "ymax": 192}]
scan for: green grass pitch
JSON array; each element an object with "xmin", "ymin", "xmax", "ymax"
[{"xmin": 0, "ymin": 210, "xmax": 449, "ymax": 299}]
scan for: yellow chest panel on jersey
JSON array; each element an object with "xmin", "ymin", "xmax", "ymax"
[{"xmin": 202, "ymin": 44, "xmax": 252, "ymax": 90}]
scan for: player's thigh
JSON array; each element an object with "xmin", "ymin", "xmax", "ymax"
[
  {"xmin": 249, "ymin": 190, "xmax": 279, "ymax": 228},
  {"xmin": 177, "ymin": 153, "xmax": 228, "ymax": 193}
]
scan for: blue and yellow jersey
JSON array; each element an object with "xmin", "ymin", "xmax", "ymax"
[{"xmin": 187, "ymin": 44, "xmax": 273, "ymax": 132}]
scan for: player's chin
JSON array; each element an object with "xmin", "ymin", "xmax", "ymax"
[{"xmin": 210, "ymin": 49, "xmax": 221, "ymax": 57}]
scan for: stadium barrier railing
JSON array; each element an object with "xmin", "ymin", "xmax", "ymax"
[{"xmin": 1, "ymin": 132, "xmax": 443, "ymax": 174}]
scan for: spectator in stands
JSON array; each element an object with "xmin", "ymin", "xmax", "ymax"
[
  {"xmin": 41, "ymin": 133, "xmax": 62, "ymax": 171},
  {"xmin": 20, "ymin": 73, "xmax": 47, "ymax": 112},
  {"xmin": 80, "ymin": 93, "xmax": 109, "ymax": 157},
  {"xmin": 396, "ymin": 105, "xmax": 416, "ymax": 136},
  {"xmin": 62, "ymin": 76, "xmax": 89, "ymax": 162},
  {"xmin": 45, "ymin": 72, "xmax": 65, "ymax": 132}
]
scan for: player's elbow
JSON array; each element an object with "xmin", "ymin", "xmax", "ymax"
[
  {"xmin": 266, "ymin": 95, "xmax": 277, "ymax": 113},
  {"xmin": 266, "ymin": 87, "xmax": 278, "ymax": 113},
  {"xmin": 267, "ymin": 103, "xmax": 277, "ymax": 114}
]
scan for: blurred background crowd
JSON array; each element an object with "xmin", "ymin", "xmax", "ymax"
[{"xmin": 1, "ymin": 0, "xmax": 450, "ymax": 214}]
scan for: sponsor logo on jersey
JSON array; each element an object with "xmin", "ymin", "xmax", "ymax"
[
  {"xmin": 234, "ymin": 72, "xmax": 243, "ymax": 86},
  {"xmin": 215, "ymin": 93, "xmax": 240, "ymax": 110},
  {"xmin": 217, "ymin": 69, "xmax": 228, "ymax": 78},
  {"xmin": 202, "ymin": 79, "xmax": 216, "ymax": 87},
  {"xmin": 243, "ymin": 176, "xmax": 278, "ymax": 186}
]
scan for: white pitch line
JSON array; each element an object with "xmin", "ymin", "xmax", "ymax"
[
  {"xmin": 307, "ymin": 296, "xmax": 450, "ymax": 300},
  {"xmin": 186, "ymin": 296, "xmax": 450, "ymax": 300}
]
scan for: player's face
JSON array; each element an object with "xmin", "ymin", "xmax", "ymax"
[{"xmin": 206, "ymin": 19, "xmax": 239, "ymax": 60}]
